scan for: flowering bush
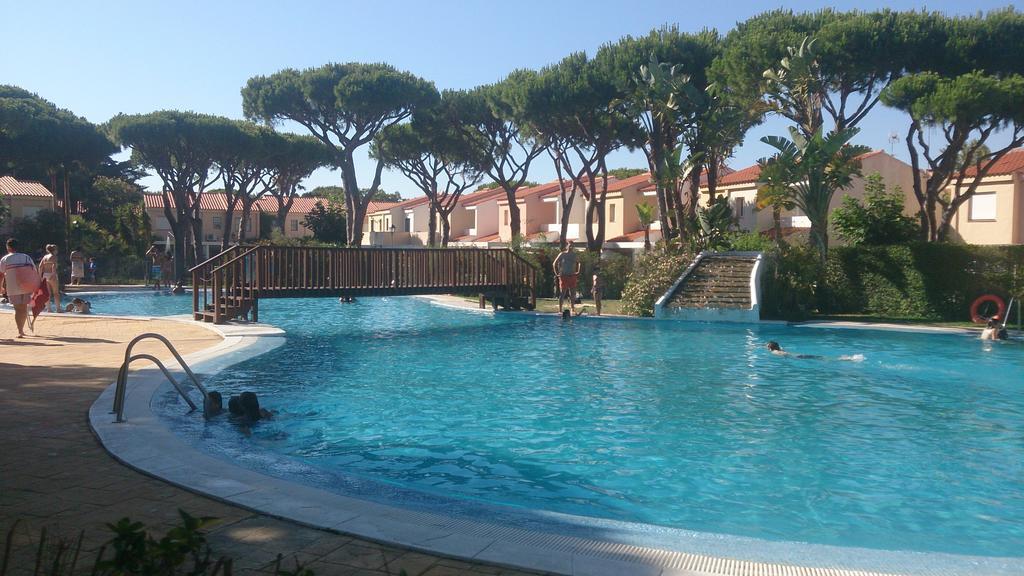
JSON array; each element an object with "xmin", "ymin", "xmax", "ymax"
[{"xmin": 620, "ymin": 246, "xmax": 693, "ymax": 316}]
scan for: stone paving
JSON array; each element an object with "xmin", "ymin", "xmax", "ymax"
[{"xmin": 0, "ymin": 313, "xmax": 542, "ymax": 575}]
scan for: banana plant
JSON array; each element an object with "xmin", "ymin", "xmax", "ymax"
[
  {"xmin": 758, "ymin": 125, "xmax": 869, "ymax": 264},
  {"xmin": 691, "ymin": 198, "xmax": 734, "ymax": 252}
]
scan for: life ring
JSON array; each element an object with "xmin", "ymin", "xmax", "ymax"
[{"xmin": 970, "ymin": 294, "xmax": 1006, "ymax": 324}]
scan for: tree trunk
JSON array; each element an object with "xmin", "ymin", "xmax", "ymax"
[
  {"xmin": 671, "ymin": 185, "xmax": 687, "ymax": 242},
  {"xmin": 686, "ymin": 168, "xmax": 701, "ymax": 222},
  {"xmin": 559, "ymin": 195, "xmax": 573, "ymax": 249},
  {"xmin": 773, "ymin": 207, "xmax": 783, "ymax": 246},
  {"xmin": 190, "ymin": 214, "xmax": 204, "ymax": 272},
  {"xmin": 428, "ymin": 202, "xmax": 437, "ymax": 247},
  {"xmin": 937, "ymin": 206, "xmax": 956, "ymax": 242},
  {"xmin": 924, "ymin": 193, "xmax": 939, "ymax": 242},
  {"xmin": 811, "ymin": 222, "xmax": 828, "ymax": 267},
  {"xmin": 503, "ymin": 185, "xmax": 522, "ymax": 242},
  {"xmin": 655, "ymin": 184, "xmax": 672, "ymax": 240},
  {"xmin": 238, "ymin": 201, "xmax": 252, "ymax": 245},
  {"xmin": 221, "ymin": 203, "xmax": 236, "ymax": 252},
  {"xmin": 440, "ymin": 216, "xmax": 451, "ymax": 247},
  {"xmin": 643, "ymin": 226, "xmax": 651, "ymax": 251},
  {"xmin": 339, "ymin": 152, "xmax": 364, "ymax": 246}
]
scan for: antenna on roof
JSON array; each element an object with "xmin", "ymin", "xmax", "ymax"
[{"xmin": 887, "ymin": 132, "xmax": 899, "ymax": 155}]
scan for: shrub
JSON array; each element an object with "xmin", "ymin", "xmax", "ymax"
[
  {"xmin": 1, "ymin": 512, "xmax": 320, "ymax": 576},
  {"xmin": 726, "ymin": 231, "xmax": 775, "ymax": 252},
  {"xmin": 821, "ymin": 243, "xmax": 1024, "ymax": 321},
  {"xmin": 759, "ymin": 244, "xmax": 822, "ymax": 320},
  {"xmin": 832, "ymin": 173, "xmax": 918, "ymax": 246},
  {"xmin": 620, "ymin": 246, "xmax": 693, "ymax": 316}
]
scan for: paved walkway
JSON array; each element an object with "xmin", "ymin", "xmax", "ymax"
[{"xmin": 0, "ymin": 313, "xmax": 540, "ymax": 575}]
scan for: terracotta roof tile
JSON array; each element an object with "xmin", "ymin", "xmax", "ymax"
[
  {"xmin": 964, "ymin": 148, "xmax": 1024, "ymax": 177},
  {"xmin": 607, "ymin": 173, "xmax": 652, "ymax": 192},
  {"xmin": 856, "ymin": 149, "xmax": 885, "ymax": 161},
  {"xmin": 719, "ymin": 164, "xmax": 762, "ymax": 186},
  {"xmin": 366, "ymin": 201, "xmax": 399, "ymax": 214},
  {"xmin": 497, "ymin": 181, "xmax": 562, "ymax": 204},
  {"xmin": 143, "ymin": 192, "xmax": 231, "ymax": 211},
  {"xmin": 0, "ymin": 176, "xmax": 53, "ymax": 198},
  {"xmin": 460, "ymin": 187, "xmax": 507, "ymax": 207}
]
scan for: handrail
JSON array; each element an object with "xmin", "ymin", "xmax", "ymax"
[
  {"xmin": 112, "ymin": 333, "xmax": 209, "ymax": 423},
  {"xmin": 188, "ymin": 244, "xmax": 242, "ymax": 274},
  {"xmin": 210, "ymin": 245, "xmax": 260, "ymax": 275}
]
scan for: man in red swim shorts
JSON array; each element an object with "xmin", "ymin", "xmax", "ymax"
[{"xmin": 552, "ymin": 240, "xmax": 581, "ymax": 316}]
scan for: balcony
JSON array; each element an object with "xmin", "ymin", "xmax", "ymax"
[{"xmin": 545, "ymin": 222, "xmax": 580, "ymax": 239}]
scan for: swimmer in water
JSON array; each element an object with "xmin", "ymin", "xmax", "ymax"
[
  {"xmin": 766, "ymin": 341, "xmax": 818, "ymax": 358},
  {"xmin": 766, "ymin": 340, "xmax": 864, "ymax": 361},
  {"xmin": 980, "ymin": 317, "xmax": 1008, "ymax": 341}
]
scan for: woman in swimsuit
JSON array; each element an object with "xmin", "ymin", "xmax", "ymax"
[{"xmin": 38, "ymin": 244, "xmax": 61, "ymax": 313}]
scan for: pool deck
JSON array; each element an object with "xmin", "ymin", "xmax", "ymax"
[{"xmin": 0, "ymin": 311, "xmax": 542, "ymax": 575}]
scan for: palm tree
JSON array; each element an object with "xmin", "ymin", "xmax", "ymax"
[
  {"xmin": 758, "ymin": 126, "xmax": 868, "ymax": 264},
  {"xmin": 635, "ymin": 202, "xmax": 656, "ymax": 251}
]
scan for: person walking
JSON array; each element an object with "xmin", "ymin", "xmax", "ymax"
[
  {"xmin": 38, "ymin": 244, "xmax": 62, "ymax": 312},
  {"xmin": 86, "ymin": 257, "xmax": 97, "ymax": 283},
  {"xmin": 552, "ymin": 240, "xmax": 581, "ymax": 316},
  {"xmin": 69, "ymin": 249, "xmax": 85, "ymax": 285},
  {"xmin": 0, "ymin": 238, "xmax": 39, "ymax": 337}
]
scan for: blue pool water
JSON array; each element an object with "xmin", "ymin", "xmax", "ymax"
[{"xmin": 88, "ymin": 292, "xmax": 1023, "ymax": 558}]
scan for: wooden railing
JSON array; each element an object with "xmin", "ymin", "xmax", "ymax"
[{"xmin": 191, "ymin": 245, "xmax": 537, "ymax": 323}]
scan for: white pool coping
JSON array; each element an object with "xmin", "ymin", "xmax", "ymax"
[{"xmin": 83, "ymin": 311, "xmax": 1022, "ymax": 576}]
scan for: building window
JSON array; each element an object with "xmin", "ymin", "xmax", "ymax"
[
  {"xmin": 969, "ymin": 192, "xmax": 997, "ymax": 221},
  {"xmin": 405, "ymin": 216, "xmax": 412, "ymax": 232},
  {"xmin": 290, "ymin": 219, "xmax": 299, "ymax": 232},
  {"xmin": 371, "ymin": 221, "xmax": 376, "ymax": 232},
  {"xmin": 609, "ymin": 204, "xmax": 616, "ymax": 223},
  {"xmin": 212, "ymin": 216, "xmax": 222, "ymax": 230},
  {"xmin": 155, "ymin": 217, "xmax": 170, "ymax": 230},
  {"xmin": 21, "ymin": 207, "xmax": 41, "ymax": 219},
  {"xmin": 734, "ymin": 197, "xmax": 745, "ymax": 217},
  {"xmin": 244, "ymin": 217, "xmax": 252, "ymax": 231},
  {"xmin": 503, "ymin": 210, "xmax": 509, "ymax": 226}
]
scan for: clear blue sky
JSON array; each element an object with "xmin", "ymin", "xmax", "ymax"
[{"xmin": 2, "ymin": 0, "xmax": 1020, "ymax": 197}]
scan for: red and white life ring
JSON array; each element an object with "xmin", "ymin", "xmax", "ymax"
[{"xmin": 970, "ymin": 294, "xmax": 1006, "ymax": 324}]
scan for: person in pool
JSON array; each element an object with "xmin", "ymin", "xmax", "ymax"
[
  {"xmin": 228, "ymin": 391, "xmax": 273, "ymax": 422},
  {"xmin": 767, "ymin": 341, "xmax": 864, "ymax": 361},
  {"xmin": 980, "ymin": 317, "xmax": 1008, "ymax": 341},
  {"xmin": 65, "ymin": 297, "xmax": 91, "ymax": 314},
  {"xmin": 766, "ymin": 341, "xmax": 820, "ymax": 358}
]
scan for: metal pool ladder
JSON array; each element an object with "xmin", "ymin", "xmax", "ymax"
[{"xmin": 112, "ymin": 333, "xmax": 209, "ymax": 423}]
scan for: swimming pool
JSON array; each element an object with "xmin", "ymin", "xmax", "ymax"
[{"xmin": 86, "ymin": 291, "xmax": 1023, "ymax": 565}]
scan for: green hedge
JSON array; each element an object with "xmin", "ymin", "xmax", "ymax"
[{"xmin": 822, "ymin": 243, "xmax": 1024, "ymax": 321}]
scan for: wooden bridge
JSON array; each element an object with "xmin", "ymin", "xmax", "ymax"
[{"xmin": 190, "ymin": 245, "xmax": 538, "ymax": 324}]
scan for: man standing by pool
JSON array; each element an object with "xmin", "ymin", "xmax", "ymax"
[
  {"xmin": 145, "ymin": 245, "xmax": 165, "ymax": 290},
  {"xmin": 552, "ymin": 240, "xmax": 581, "ymax": 316}
]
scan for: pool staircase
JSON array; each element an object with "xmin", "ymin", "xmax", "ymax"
[{"xmin": 654, "ymin": 251, "xmax": 764, "ymax": 322}]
